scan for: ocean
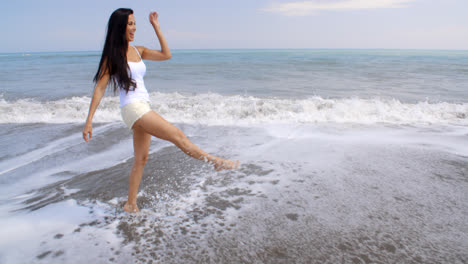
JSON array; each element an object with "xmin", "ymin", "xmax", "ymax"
[{"xmin": 0, "ymin": 49, "xmax": 467, "ymax": 263}]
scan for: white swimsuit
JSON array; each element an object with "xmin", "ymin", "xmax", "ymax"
[
  {"xmin": 119, "ymin": 46, "xmax": 150, "ymax": 107},
  {"xmin": 120, "ymin": 46, "xmax": 152, "ymax": 129}
]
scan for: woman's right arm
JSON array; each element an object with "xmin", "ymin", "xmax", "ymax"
[{"xmin": 82, "ymin": 72, "xmax": 110, "ymax": 142}]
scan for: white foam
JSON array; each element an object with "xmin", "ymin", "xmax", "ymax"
[
  {"xmin": 0, "ymin": 200, "xmax": 133, "ymax": 264},
  {"xmin": 0, "ymin": 92, "xmax": 467, "ymax": 125}
]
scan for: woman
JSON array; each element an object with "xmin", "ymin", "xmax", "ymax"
[{"xmin": 82, "ymin": 8, "xmax": 239, "ymax": 213}]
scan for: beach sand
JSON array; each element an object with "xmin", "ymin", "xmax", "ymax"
[{"xmin": 2, "ymin": 123, "xmax": 467, "ymax": 263}]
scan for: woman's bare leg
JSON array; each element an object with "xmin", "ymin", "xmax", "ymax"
[
  {"xmin": 123, "ymin": 126, "xmax": 152, "ymax": 213},
  {"xmin": 133, "ymin": 111, "xmax": 239, "ymax": 170}
]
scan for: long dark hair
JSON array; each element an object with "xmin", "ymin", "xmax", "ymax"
[{"xmin": 94, "ymin": 8, "xmax": 136, "ymax": 93}]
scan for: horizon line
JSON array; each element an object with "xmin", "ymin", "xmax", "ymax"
[{"xmin": 2, "ymin": 47, "xmax": 468, "ymax": 54}]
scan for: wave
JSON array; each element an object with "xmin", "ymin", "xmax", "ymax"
[{"xmin": 0, "ymin": 92, "xmax": 467, "ymax": 125}]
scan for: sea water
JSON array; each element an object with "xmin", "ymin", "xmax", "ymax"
[{"xmin": 0, "ymin": 49, "xmax": 467, "ymax": 263}]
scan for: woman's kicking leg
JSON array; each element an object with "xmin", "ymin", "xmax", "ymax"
[
  {"xmin": 123, "ymin": 126, "xmax": 152, "ymax": 213},
  {"xmin": 133, "ymin": 111, "xmax": 239, "ymax": 170}
]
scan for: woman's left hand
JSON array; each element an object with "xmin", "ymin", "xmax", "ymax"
[{"xmin": 149, "ymin": 11, "xmax": 160, "ymax": 29}]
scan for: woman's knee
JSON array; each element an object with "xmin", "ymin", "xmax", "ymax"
[{"xmin": 134, "ymin": 154, "xmax": 149, "ymax": 166}]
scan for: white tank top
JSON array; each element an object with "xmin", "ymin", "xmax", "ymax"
[{"xmin": 119, "ymin": 46, "xmax": 150, "ymax": 107}]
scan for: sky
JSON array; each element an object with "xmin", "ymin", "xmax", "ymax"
[{"xmin": 1, "ymin": 0, "xmax": 468, "ymax": 52}]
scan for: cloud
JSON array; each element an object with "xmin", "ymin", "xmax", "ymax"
[{"xmin": 262, "ymin": 0, "xmax": 416, "ymax": 16}]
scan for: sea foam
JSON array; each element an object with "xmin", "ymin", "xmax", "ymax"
[{"xmin": 0, "ymin": 92, "xmax": 467, "ymax": 125}]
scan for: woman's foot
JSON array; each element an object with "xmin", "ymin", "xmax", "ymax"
[
  {"xmin": 214, "ymin": 159, "xmax": 240, "ymax": 171},
  {"xmin": 123, "ymin": 201, "xmax": 140, "ymax": 213}
]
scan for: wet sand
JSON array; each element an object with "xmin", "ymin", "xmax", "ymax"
[{"xmin": 9, "ymin": 124, "xmax": 468, "ymax": 264}]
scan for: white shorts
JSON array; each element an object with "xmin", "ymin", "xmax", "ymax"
[{"xmin": 120, "ymin": 100, "xmax": 151, "ymax": 129}]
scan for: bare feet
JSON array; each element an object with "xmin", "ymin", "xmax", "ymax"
[
  {"xmin": 214, "ymin": 159, "xmax": 240, "ymax": 171},
  {"xmin": 123, "ymin": 201, "xmax": 140, "ymax": 213}
]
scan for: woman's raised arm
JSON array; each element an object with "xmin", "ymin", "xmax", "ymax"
[{"xmin": 140, "ymin": 11, "xmax": 172, "ymax": 61}]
